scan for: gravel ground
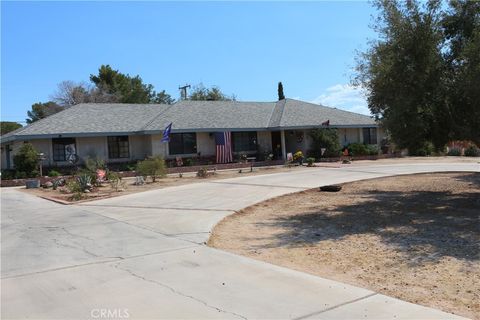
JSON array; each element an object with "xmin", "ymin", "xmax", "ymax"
[{"xmin": 209, "ymin": 172, "xmax": 480, "ymax": 319}]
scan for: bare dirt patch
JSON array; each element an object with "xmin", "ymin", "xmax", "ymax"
[
  {"xmin": 21, "ymin": 165, "xmax": 308, "ymax": 203},
  {"xmin": 209, "ymin": 172, "xmax": 480, "ymax": 319}
]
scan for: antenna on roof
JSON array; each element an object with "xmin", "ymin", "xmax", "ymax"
[{"xmin": 179, "ymin": 84, "xmax": 191, "ymax": 100}]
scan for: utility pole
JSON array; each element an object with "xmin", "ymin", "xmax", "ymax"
[{"xmin": 179, "ymin": 84, "xmax": 191, "ymax": 100}]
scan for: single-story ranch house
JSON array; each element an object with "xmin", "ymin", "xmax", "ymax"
[{"xmin": 0, "ymin": 99, "xmax": 383, "ymax": 169}]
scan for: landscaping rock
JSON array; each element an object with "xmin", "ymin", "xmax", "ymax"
[
  {"xmin": 319, "ymin": 185, "xmax": 342, "ymax": 192},
  {"xmin": 43, "ymin": 181, "xmax": 53, "ymax": 188}
]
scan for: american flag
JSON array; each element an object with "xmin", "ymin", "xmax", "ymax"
[{"xmin": 215, "ymin": 132, "xmax": 233, "ymax": 164}]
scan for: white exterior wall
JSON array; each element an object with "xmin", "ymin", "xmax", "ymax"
[
  {"xmin": 150, "ymin": 134, "xmax": 168, "ymax": 158},
  {"xmin": 129, "ymin": 135, "xmax": 151, "ymax": 161},
  {"xmin": 196, "ymin": 132, "xmax": 215, "ymax": 157},
  {"xmin": 76, "ymin": 137, "xmax": 107, "ymax": 164},
  {"xmin": 337, "ymin": 128, "xmax": 361, "ymax": 147}
]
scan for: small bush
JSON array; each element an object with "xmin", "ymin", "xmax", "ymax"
[
  {"xmin": 1, "ymin": 169, "xmax": 16, "ymax": 180},
  {"xmin": 306, "ymin": 157, "xmax": 315, "ymax": 166},
  {"xmin": 48, "ymin": 170, "xmax": 61, "ymax": 177},
  {"xmin": 410, "ymin": 142, "xmax": 434, "ymax": 156},
  {"xmin": 107, "ymin": 172, "xmax": 126, "ymax": 192},
  {"xmin": 13, "ymin": 143, "xmax": 39, "ymax": 177},
  {"xmin": 196, "ymin": 168, "xmax": 209, "ymax": 178},
  {"xmin": 136, "ymin": 156, "xmax": 166, "ymax": 182},
  {"xmin": 365, "ymin": 145, "xmax": 379, "ymax": 155},
  {"xmin": 464, "ymin": 145, "xmax": 480, "ymax": 157},
  {"xmin": 85, "ymin": 156, "xmax": 106, "ymax": 172},
  {"xmin": 184, "ymin": 158, "xmax": 194, "ymax": 167},
  {"xmin": 447, "ymin": 147, "xmax": 462, "ymax": 156},
  {"xmin": 76, "ymin": 173, "xmax": 92, "ymax": 192},
  {"xmin": 348, "ymin": 143, "xmax": 368, "ymax": 156},
  {"xmin": 67, "ymin": 179, "xmax": 83, "ymax": 193}
]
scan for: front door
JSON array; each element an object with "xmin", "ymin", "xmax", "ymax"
[{"xmin": 271, "ymin": 131, "xmax": 282, "ymax": 159}]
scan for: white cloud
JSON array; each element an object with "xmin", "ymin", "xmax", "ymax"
[{"xmin": 312, "ymin": 84, "xmax": 370, "ymax": 115}]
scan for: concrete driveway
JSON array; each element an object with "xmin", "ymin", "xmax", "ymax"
[{"xmin": 2, "ymin": 160, "xmax": 477, "ymax": 319}]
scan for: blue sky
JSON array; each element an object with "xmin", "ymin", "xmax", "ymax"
[{"xmin": 1, "ymin": 1, "xmax": 377, "ymax": 123}]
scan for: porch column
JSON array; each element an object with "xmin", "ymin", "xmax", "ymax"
[{"xmin": 280, "ymin": 130, "xmax": 287, "ymax": 160}]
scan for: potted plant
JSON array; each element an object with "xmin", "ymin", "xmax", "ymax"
[{"xmin": 293, "ymin": 151, "xmax": 304, "ymax": 165}]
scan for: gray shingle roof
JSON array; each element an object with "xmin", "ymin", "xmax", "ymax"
[
  {"xmin": 280, "ymin": 99, "xmax": 376, "ymax": 127},
  {"xmin": 1, "ymin": 99, "xmax": 376, "ymax": 143},
  {"xmin": 144, "ymin": 100, "xmax": 276, "ymax": 132}
]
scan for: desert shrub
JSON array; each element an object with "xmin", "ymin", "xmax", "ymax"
[
  {"xmin": 48, "ymin": 169, "xmax": 61, "ymax": 177},
  {"xmin": 196, "ymin": 168, "xmax": 209, "ymax": 178},
  {"xmin": 309, "ymin": 128, "xmax": 341, "ymax": 157},
  {"xmin": 76, "ymin": 173, "xmax": 92, "ymax": 191},
  {"xmin": 464, "ymin": 145, "xmax": 480, "ymax": 157},
  {"xmin": 306, "ymin": 157, "xmax": 315, "ymax": 166},
  {"xmin": 107, "ymin": 172, "xmax": 126, "ymax": 191},
  {"xmin": 52, "ymin": 178, "xmax": 65, "ymax": 190},
  {"xmin": 409, "ymin": 142, "xmax": 434, "ymax": 156},
  {"xmin": 67, "ymin": 179, "xmax": 83, "ymax": 193},
  {"xmin": 85, "ymin": 156, "xmax": 106, "ymax": 172},
  {"xmin": 184, "ymin": 158, "xmax": 194, "ymax": 167},
  {"xmin": 447, "ymin": 147, "xmax": 462, "ymax": 156},
  {"xmin": 13, "ymin": 143, "xmax": 39, "ymax": 177},
  {"xmin": 136, "ymin": 156, "xmax": 166, "ymax": 182}
]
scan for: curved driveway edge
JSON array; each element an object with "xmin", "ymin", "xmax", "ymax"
[{"xmin": 2, "ymin": 160, "xmax": 477, "ymax": 319}]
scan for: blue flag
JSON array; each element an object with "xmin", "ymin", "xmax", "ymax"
[{"xmin": 162, "ymin": 123, "xmax": 172, "ymax": 142}]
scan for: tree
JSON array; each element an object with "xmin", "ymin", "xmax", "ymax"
[
  {"xmin": 1, "ymin": 122, "xmax": 22, "ymax": 135},
  {"xmin": 188, "ymin": 83, "xmax": 235, "ymax": 101},
  {"xmin": 26, "ymin": 101, "xmax": 63, "ymax": 124},
  {"xmin": 90, "ymin": 65, "xmax": 173, "ymax": 104},
  {"xmin": 442, "ymin": 0, "xmax": 480, "ymax": 145},
  {"xmin": 13, "ymin": 143, "xmax": 39, "ymax": 176},
  {"xmin": 308, "ymin": 128, "xmax": 341, "ymax": 157},
  {"xmin": 278, "ymin": 82, "xmax": 285, "ymax": 100},
  {"xmin": 153, "ymin": 90, "xmax": 175, "ymax": 104},
  {"xmin": 354, "ymin": 0, "xmax": 480, "ymax": 153},
  {"xmin": 354, "ymin": 0, "xmax": 446, "ymax": 153}
]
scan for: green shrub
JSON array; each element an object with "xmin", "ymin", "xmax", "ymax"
[
  {"xmin": 464, "ymin": 145, "xmax": 480, "ymax": 157},
  {"xmin": 85, "ymin": 156, "xmax": 106, "ymax": 172},
  {"xmin": 136, "ymin": 156, "xmax": 166, "ymax": 182},
  {"xmin": 1, "ymin": 169, "xmax": 16, "ymax": 180},
  {"xmin": 306, "ymin": 157, "xmax": 315, "ymax": 166},
  {"xmin": 447, "ymin": 147, "xmax": 462, "ymax": 156},
  {"xmin": 48, "ymin": 170, "xmax": 61, "ymax": 177},
  {"xmin": 13, "ymin": 143, "xmax": 39, "ymax": 177},
  {"xmin": 366, "ymin": 145, "xmax": 379, "ymax": 155},
  {"xmin": 76, "ymin": 173, "xmax": 92, "ymax": 191},
  {"xmin": 348, "ymin": 143, "xmax": 368, "ymax": 156},
  {"xmin": 184, "ymin": 158, "xmax": 194, "ymax": 167},
  {"xmin": 409, "ymin": 142, "xmax": 434, "ymax": 156},
  {"xmin": 309, "ymin": 128, "xmax": 341, "ymax": 157},
  {"xmin": 67, "ymin": 179, "xmax": 83, "ymax": 193}
]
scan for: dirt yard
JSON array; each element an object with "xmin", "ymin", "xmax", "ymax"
[{"xmin": 209, "ymin": 172, "xmax": 480, "ymax": 319}]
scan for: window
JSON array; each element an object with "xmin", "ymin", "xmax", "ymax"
[
  {"xmin": 232, "ymin": 132, "xmax": 257, "ymax": 152},
  {"xmin": 52, "ymin": 138, "xmax": 76, "ymax": 161},
  {"xmin": 108, "ymin": 136, "xmax": 130, "ymax": 159},
  {"xmin": 169, "ymin": 133, "xmax": 197, "ymax": 155},
  {"xmin": 363, "ymin": 128, "xmax": 377, "ymax": 144}
]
